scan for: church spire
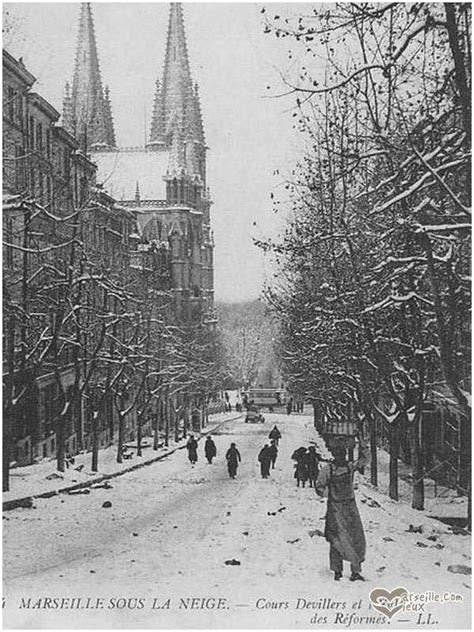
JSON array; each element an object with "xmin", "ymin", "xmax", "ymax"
[
  {"xmin": 62, "ymin": 82, "xmax": 73, "ymax": 135},
  {"xmin": 148, "ymin": 4, "xmax": 194, "ymax": 147},
  {"xmin": 148, "ymin": 3, "xmax": 206, "ymax": 183},
  {"xmin": 103, "ymin": 86, "xmax": 116, "ymax": 148},
  {"xmin": 64, "ymin": 2, "xmax": 116, "ymax": 151}
]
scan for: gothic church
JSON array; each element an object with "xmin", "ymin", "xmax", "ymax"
[{"xmin": 63, "ymin": 2, "xmax": 214, "ymax": 322}]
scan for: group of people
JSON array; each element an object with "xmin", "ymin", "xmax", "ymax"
[
  {"xmin": 186, "ymin": 426, "xmax": 283, "ymax": 480},
  {"xmin": 291, "ymin": 445, "xmax": 320, "ymax": 488},
  {"xmin": 187, "ymin": 424, "xmax": 368, "ymax": 583},
  {"xmin": 257, "ymin": 425, "xmax": 282, "ymax": 478},
  {"xmin": 185, "ymin": 434, "xmax": 242, "ymax": 479},
  {"xmin": 186, "ymin": 435, "xmax": 217, "ymax": 465}
]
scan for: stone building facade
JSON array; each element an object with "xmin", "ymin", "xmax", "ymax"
[
  {"xmin": 3, "ymin": 50, "xmax": 137, "ymax": 466},
  {"xmin": 63, "ymin": 2, "xmax": 215, "ymax": 325},
  {"xmin": 3, "ymin": 3, "xmax": 218, "ymax": 471}
]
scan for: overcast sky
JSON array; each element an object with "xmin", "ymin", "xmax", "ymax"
[{"xmin": 4, "ymin": 2, "xmax": 308, "ymax": 303}]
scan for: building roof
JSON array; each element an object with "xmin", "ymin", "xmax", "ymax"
[
  {"xmin": 92, "ymin": 148, "xmax": 170, "ymax": 202},
  {"xmin": 3, "ymin": 49, "xmax": 36, "ymax": 87},
  {"xmin": 28, "ymin": 92, "xmax": 60, "ymax": 121}
]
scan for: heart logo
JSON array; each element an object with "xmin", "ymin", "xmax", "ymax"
[{"xmin": 370, "ymin": 587, "xmax": 408, "ymax": 620}]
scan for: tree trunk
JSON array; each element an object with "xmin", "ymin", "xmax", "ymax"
[
  {"xmin": 389, "ymin": 421, "xmax": 399, "ymax": 501},
  {"xmin": 92, "ymin": 412, "xmax": 99, "ymax": 472},
  {"xmin": 467, "ymin": 480, "xmax": 471, "ymax": 531},
  {"xmin": 444, "ymin": 3, "xmax": 471, "ymax": 143},
  {"xmin": 173, "ymin": 398, "xmax": 179, "ymax": 443},
  {"xmin": 117, "ymin": 412, "xmax": 124, "ymax": 464},
  {"xmin": 76, "ymin": 393, "xmax": 84, "ymax": 452},
  {"xmin": 410, "ymin": 413, "xmax": 425, "ymax": 510},
  {"xmin": 3, "ymin": 315, "xmax": 17, "ymax": 492},
  {"xmin": 137, "ymin": 420, "xmax": 143, "ymax": 457},
  {"xmin": 56, "ymin": 414, "xmax": 66, "ymax": 473},
  {"xmin": 368, "ymin": 411, "xmax": 378, "ymax": 487},
  {"xmin": 183, "ymin": 400, "xmax": 189, "ymax": 439},
  {"xmin": 458, "ymin": 413, "xmax": 470, "ymax": 493},
  {"xmin": 164, "ymin": 399, "xmax": 169, "ymax": 448},
  {"xmin": 198, "ymin": 406, "xmax": 203, "ymax": 433},
  {"xmin": 422, "ymin": 235, "xmax": 471, "ymax": 420},
  {"xmin": 153, "ymin": 412, "xmax": 160, "ymax": 450},
  {"xmin": 3, "ymin": 427, "xmax": 11, "ymax": 492}
]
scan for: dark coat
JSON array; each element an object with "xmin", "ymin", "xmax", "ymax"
[
  {"xmin": 205, "ymin": 438, "xmax": 217, "ymax": 458},
  {"xmin": 268, "ymin": 444, "xmax": 278, "ymax": 462},
  {"xmin": 269, "ymin": 427, "xmax": 281, "ymax": 440},
  {"xmin": 306, "ymin": 450, "xmax": 319, "ymax": 478},
  {"xmin": 258, "ymin": 446, "xmax": 271, "ymax": 464},
  {"xmin": 292, "ymin": 448, "xmax": 308, "ymax": 481},
  {"xmin": 186, "ymin": 438, "xmax": 198, "ymax": 461},
  {"xmin": 226, "ymin": 447, "xmax": 241, "ymax": 468}
]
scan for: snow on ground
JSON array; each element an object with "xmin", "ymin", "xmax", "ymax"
[
  {"xmin": 371, "ymin": 442, "xmax": 468, "ymax": 521},
  {"xmin": 3, "ymin": 411, "xmax": 238, "ymax": 503},
  {"xmin": 3, "ymin": 413, "xmax": 471, "ymax": 629}
]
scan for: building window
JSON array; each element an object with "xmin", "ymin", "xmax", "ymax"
[
  {"xmin": 7, "ymin": 86, "xmax": 15, "ymax": 120},
  {"xmin": 37, "ymin": 122, "xmax": 43, "ymax": 151},
  {"xmin": 17, "ymin": 93, "xmax": 23, "ymax": 127},
  {"xmin": 46, "ymin": 128, "xmax": 51, "ymax": 158},
  {"xmin": 29, "ymin": 116, "xmax": 35, "ymax": 148},
  {"xmin": 15, "ymin": 145, "xmax": 24, "ymax": 190}
]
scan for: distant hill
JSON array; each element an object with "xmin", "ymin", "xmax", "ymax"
[{"xmin": 216, "ymin": 300, "xmax": 281, "ymax": 389}]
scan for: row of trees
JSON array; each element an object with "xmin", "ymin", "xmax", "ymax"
[
  {"xmin": 258, "ymin": 3, "xmax": 470, "ymax": 512},
  {"xmin": 3, "ymin": 183, "xmax": 227, "ymax": 491}
]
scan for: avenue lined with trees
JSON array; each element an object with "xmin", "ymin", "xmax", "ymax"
[{"xmin": 258, "ymin": 3, "xmax": 470, "ymax": 513}]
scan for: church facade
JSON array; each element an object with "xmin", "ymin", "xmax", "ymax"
[{"xmin": 63, "ymin": 2, "xmax": 215, "ymax": 324}]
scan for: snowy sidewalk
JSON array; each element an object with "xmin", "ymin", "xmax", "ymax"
[{"xmin": 3, "ymin": 412, "xmax": 241, "ymax": 509}]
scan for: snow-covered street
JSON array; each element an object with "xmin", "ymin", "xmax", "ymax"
[{"xmin": 3, "ymin": 414, "xmax": 471, "ymax": 629}]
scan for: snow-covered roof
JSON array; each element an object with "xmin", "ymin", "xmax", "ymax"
[{"xmin": 91, "ymin": 148, "xmax": 170, "ymax": 202}]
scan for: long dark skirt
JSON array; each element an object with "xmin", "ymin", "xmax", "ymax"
[
  {"xmin": 294, "ymin": 462, "xmax": 308, "ymax": 482},
  {"xmin": 324, "ymin": 498, "xmax": 366, "ymax": 565}
]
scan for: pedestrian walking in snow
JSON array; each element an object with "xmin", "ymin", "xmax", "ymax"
[
  {"xmin": 186, "ymin": 435, "xmax": 198, "ymax": 465},
  {"xmin": 258, "ymin": 444, "xmax": 272, "ymax": 478},
  {"xmin": 306, "ymin": 445, "xmax": 319, "ymax": 488},
  {"xmin": 204, "ymin": 436, "xmax": 217, "ymax": 464},
  {"xmin": 268, "ymin": 425, "xmax": 282, "ymax": 446},
  {"xmin": 268, "ymin": 439, "xmax": 278, "ymax": 469},
  {"xmin": 315, "ymin": 441, "xmax": 367, "ymax": 582},
  {"xmin": 225, "ymin": 442, "xmax": 241, "ymax": 478},
  {"xmin": 286, "ymin": 399, "xmax": 293, "ymax": 415},
  {"xmin": 292, "ymin": 446, "xmax": 308, "ymax": 487}
]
